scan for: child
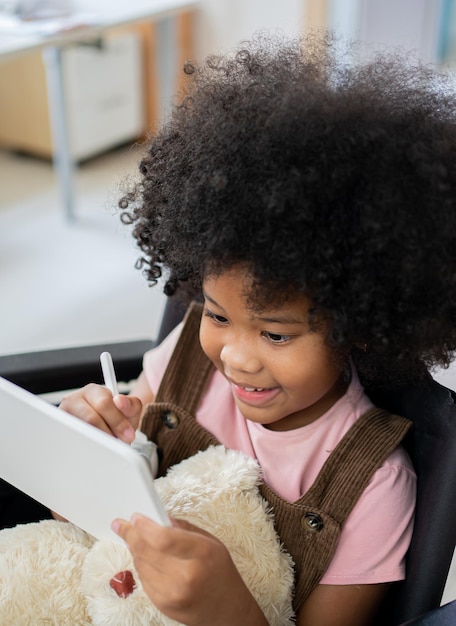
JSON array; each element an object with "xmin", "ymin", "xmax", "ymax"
[{"xmin": 60, "ymin": 32, "xmax": 456, "ymax": 625}]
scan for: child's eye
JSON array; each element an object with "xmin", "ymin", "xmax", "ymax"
[
  {"xmin": 204, "ymin": 309, "xmax": 228, "ymax": 324},
  {"xmin": 262, "ymin": 331, "xmax": 291, "ymax": 344}
]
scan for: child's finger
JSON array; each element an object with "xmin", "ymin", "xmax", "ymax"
[
  {"xmin": 112, "ymin": 515, "xmax": 162, "ymax": 550},
  {"xmin": 60, "ymin": 385, "xmax": 136, "ymax": 443},
  {"xmin": 85, "ymin": 385, "xmax": 136, "ymax": 442},
  {"xmin": 111, "ymin": 518, "xmax": 130, "ymax": 542},
  {"xmin": 112, "ymin": 515, "xmax": 185, "ymax": 557},
  {"xmin": 127, "ymin": 514, "xmax": 221, "ymax": 562},
  {"xmin": 113, "ymin": 394, "xmax": 143, "ymax": 430}
]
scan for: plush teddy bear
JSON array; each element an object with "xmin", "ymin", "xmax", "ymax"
[{"xmin": 0, "ymin": 446, "xmax": 295, "ymax": 625}]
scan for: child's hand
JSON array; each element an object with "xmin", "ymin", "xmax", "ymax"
[
  {"xmin": 59, "ymin": 384, "xmax": 143, "ymax": 443},
  {"xmin": 112, "ymin": 514, "xmax": 269, "ymax": 626}
]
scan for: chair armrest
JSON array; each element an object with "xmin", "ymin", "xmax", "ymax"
[{"xmin": 0, "ymin": 339, "xmax": 154, "ymax": 395}]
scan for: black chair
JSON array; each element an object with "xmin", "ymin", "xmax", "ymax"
[
  {"xmin": 368, "ymin": 380, "xmax": 456, "ymax": 624},
  {"xmin": 0, "ymin": 296, "xmax": 455, "ymax": 625}
]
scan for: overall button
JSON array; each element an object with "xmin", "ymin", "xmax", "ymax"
[
  {"xmin": 301, "ymin": 513, "xmax": 324, "ymax": 533},
  {"xmin": 161, "ymin": 410, "xmax": 179, "ymax": 429}
]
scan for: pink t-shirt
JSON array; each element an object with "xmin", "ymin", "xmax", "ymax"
[{"xmin": 143, "ymin": 324, "xmax": 416, "ymax": 585}]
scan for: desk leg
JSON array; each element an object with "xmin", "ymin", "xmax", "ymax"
[
  {"xmin": 156, "ymin": 16, "xmax": 178, "ymax": 121},
  {"xmin": 42, "ymin": 45, "xmax": 76, "ymax": 222}
]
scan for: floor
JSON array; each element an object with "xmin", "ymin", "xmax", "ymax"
[{"xmin": 1, "ymin": 143, "xmax": 455, "ymax": 606}]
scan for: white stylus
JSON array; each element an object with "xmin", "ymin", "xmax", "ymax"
[
  {"xmin": 100, "ymin": 351, "xmax": 159, "ymax": 475},
  {"xmin": 100, "ymin": 351, "xmax": 119, "ymax": 396}
]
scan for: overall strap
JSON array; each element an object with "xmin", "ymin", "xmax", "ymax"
[
  {"xmin": 260, "ymin": 408, "xmax": 412, "ymax": 610},
  {"xmin": 140, "ymin": 301, "xmax": 217, "ymax": 465},
  {"xmin": 300, "ymin": 407, "xmax": 411, "ymax": 518},
  {"xmin": 154, "ymin": 301, "xmax": 213, "ymax": 412}
]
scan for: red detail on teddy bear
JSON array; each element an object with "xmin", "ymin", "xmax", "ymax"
[{"xmin": 109, "ymin": 570, "xmax": 137, "ymax": 598}]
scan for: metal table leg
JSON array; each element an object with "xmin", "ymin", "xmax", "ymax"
[
  {"xmin": 42, "ymin": 45, "xmax": 76, "ymax": 222},
  {"xmin": 156, "ymin": 16, "xmax": 177, "ymax": 120}
]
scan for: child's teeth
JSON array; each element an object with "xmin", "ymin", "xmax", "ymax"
[{"xmin": 245, "ymin": 387, "xmax": 264, "ymax": 392}]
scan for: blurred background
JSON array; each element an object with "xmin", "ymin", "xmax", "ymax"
[{"xmin": 1, "ymin": 0, "xmax": 456, "ymax": 393}]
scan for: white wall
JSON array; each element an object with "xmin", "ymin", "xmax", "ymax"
[
  {"xmin": 356, "ymin": 0, "xmax": 444, "ymax": 63},
  {"xmin": 195, "ymin": 0, "xmax": 305, "ymax": 58}
]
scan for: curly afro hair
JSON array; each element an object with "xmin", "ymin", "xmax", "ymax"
[{"xmin": 120, "ymin": 32, "xmax": 456, "ymax": 388}]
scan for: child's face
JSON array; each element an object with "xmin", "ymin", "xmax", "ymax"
[{"xmin": 200, "ymin": 267, "xmax": 347, "ymax": 431}]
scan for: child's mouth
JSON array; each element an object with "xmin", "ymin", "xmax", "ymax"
[{"xmin": 231, "ymin": 383, "xmax": 281, "ymax": 406}]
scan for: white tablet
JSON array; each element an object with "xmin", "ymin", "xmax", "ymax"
[{"xmin": 0, "ymin": 376, "xmax": 170, "ymax": 541}]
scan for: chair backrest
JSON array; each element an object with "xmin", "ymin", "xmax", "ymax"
[
  {"xmin": 156, "ymin": 296, "xmax": 189, "ymax": 345},
  {"xmin": 369, "ymin": 378, "xmax": 456, "ymax": 624}
]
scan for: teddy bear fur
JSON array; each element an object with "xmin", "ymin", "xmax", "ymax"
[{"xmin": 0, "ymin": 446, "xmax": 295, "ymax": 625}]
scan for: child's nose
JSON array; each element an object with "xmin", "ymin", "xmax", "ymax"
[{"xmin": 220, "ymin": 339, "xmax": 261, "ymax": 374}]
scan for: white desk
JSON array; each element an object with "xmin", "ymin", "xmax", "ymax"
[{"xmin": 0, "ymin": 0, "xmax": 198, "ymax": 220}]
